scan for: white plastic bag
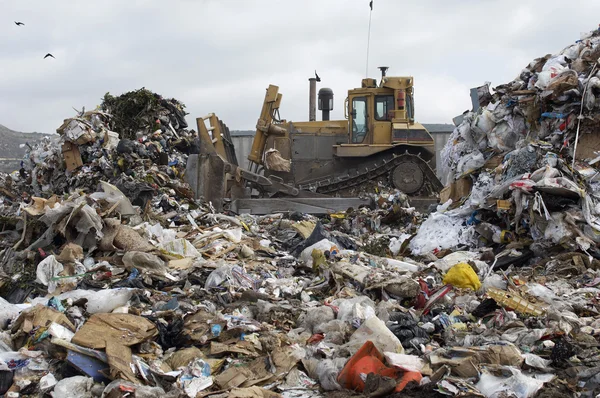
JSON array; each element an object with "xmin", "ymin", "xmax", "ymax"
[
  {"xmin": 346, "ymin": 316, "xmax": 404, "ymax": 355},
  {"xmin": 36, "ymin": 255, "xmax": 64, "ymax": 293},
  {"xmin": 89, "ymin": 181, "xmax": 136, "ymax": 216},
  {"xmin": 544, "ymin": 213, "xmax": 573, "ymax": 243},
  {"xmin": 30, "ymin": 288, "xmax": 134, "ymax": 314},
  {"xmin": 158, "ymin": 238, "xmax": 201, "ymax": 258},
  {"xmin": 384, "ymin": 352, "xmax": 426, "ymax": 372},
  {"xmin": 51, "ymin": 376, "xmax": 94, "ymax": 398},
  {"xmin": 0, "ymin": 297, "xmax": 21, "ymax": 326},
  {"xmin": 388, "ymin": 234, "xmax": 411, "ymax": 256},
  {"xmin": 473, "ymin": 109, "xmax": 496, "ymax": 135},
  {"xmin": 299, "ymin": 239, "xmax": 336, "ymax": 267},
  {"xmin": 476, "ymin": 367, "xmax": 554, "ymax": 398},
  {"xmin": 410, "ymin": 213, "xmax": 477, "ymax": 255},
  {"xmin": 332, "ymin": 296, "xmax": 376, "ymax": 325}
]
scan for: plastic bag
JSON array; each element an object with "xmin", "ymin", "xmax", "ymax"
[
  {"xmin": 145, "ymin": 223, "xmax": 177, "ymax": 244},
  {"xmin": 476, "ymin": 367, "xmax": 554, "ymax": 398},
  {"xmin": 388, "ymin": 234, "xmax": 411, "ymax": 256},
  {"xmin": 300, "ymin": 306, "xmax": 335, "ymax": 334},
  {"xmin": 473, "ymin": 109, "xmax": 496, "ymax": 135},
  {"xmin": 89, "ymin": 181, "xmax": 136, "ymax": 216},
  {"xmin": 468, "ymin": 172, "xmax": 495, "ymax": 207},
  {"xmin": 0, "ymin": 297, "xmax": 21, "ymax": 326},
  {"xmin": 35, "ymin": 255, "xmax": 64, "ymax": 293},
  {"xmin": 346, "ymin": 316, "xmax": 404, "ymax": 355},
  {"xmin": 315, "ymin": 359, "xmax": 344, "ymax": 391},
  {"xmin": 434, "ymin": 251, "xmax": 479, "ymax": 273},
  {"xmin": 544, "ymin": 213, "xmax": 572, "ymax": 243},
  {"xmin": 158, "ymin": 238, "xmax": 201, "ymax": 258},
  {"xmin": 30, "ymin": 288, "xmax": 134, "ymax": 314},
  {"xmin": 205, "ymin": 264, "xmax": 255, "ymax": 291},
  {"xmin": 39, "ymin": 373, "xmax": 57, "ymax": 392},
  {"xmin": 385, "ymin": 258, "xmax": 420, "ymax": 273},
  {"xmin": 384, "ymin": 352, "xmax": 426, "ymax": 372},
  {"xmin": 488, "ymin": 122, "xmax": 517, "ymax": 152},
  {"xmin": 51, "ymin": 376, "xmax": 94, "ymax": 398},
  {"xmin": 443, "ymin": 263, "xmax": 481, "ymax": 290},
  {"xmin": 410, "ymin": 213, "xmax": 477, "ymax": 255},
  {"xmin": 122, "ymin": 251, "xmax": 166, "ymax": 274},
  {"xmin": 456, "ymin": 151, "xmax": 485, "ymax": 176},
  {"xmin": 483, "ymin": 274, "xmax": 507, "ymax": 291},
  {"xmin": 299, "ymin": 239, "xmax": 336, "ymax": 267},
  {"xmin": 48, "ymin": 322, "xmax": 75, "ymax": 342},
  {"xmin": 333, "ymin": 296, "xmax": 376, "ymax": 326}
]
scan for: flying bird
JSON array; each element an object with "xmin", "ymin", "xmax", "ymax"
[
  {"xmin": 315, "ymin": 70, "xmax": 321, "ymax": 82},
  {"xmin": 14, "ymin": 21, "xmax": 24, "ymax": 26},
  {"xmin": 44, "ymin": 53, "xmax": 55, "ymax": 59}
]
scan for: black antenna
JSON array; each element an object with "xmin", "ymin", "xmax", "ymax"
[{"xmin": 365, "ymin": 1, "xmax": 374, "ymax": 77}]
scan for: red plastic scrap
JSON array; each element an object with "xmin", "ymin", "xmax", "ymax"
[
  {"xmin": 119, "ymin": 384, "xmax": 136, "ymax": 392},
  {"xmin": 414, "ymin": 279, "xmax": 430, "ymax": 310},
  {"xmin": 307, "ymin": 334, "xmax": 325, "ymax": 344}
]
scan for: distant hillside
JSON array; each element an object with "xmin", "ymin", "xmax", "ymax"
[{"xmin": 0, "ymin": 125, "xmax": 50, "ymax": 173}]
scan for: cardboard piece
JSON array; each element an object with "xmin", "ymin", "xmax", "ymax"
[
  {"xmin": 72, "ymin": 313, "xmax": 158, "ymax": 349},
  {"xmin": 57, "ymin": 119, "xmax": 94, "ymax": 145},
  {"xmin": 430, "ymin": 343, "xmax": 523, "ymax": 378},
  {"xmin": 575, "ymin": 132, "xmax": 600, "ymax": 161},
  {"xmin": 106, "ymin": 340, "xmax": 139, "ymax": 383},
  {"xmin": 168, "ymin": 258, "xmax": 194, "ymax": 270},
  {"xmin": 23, "ymin": 196, "xmax": 59, "ymax": 216},
  {"xmin": 215, "ymin": 366, "xmax": 254, "ymax": 389},
  {"xmin": 11, "ymin": 305, "xmax": 75, "ymax": 335},
  {"xmin": 166, "ymin": 347, "xmax": 204, "ymax": 370},
  {"xmin": 57, "ymin": 243, "xmax": 84, "ymax": 263},
  {"xmin": 291, "ymin": 221, "xmax": 316, "ymax": 239},
  {"xmin": 229, "ymin": 387, "xmax": 282, "ymax": 398},
  {"xmin": 62, "ymin": 142, "xmax": 83, "ymax": 172},
  {"xmin": 210, "ymin": 341, "xmax": 258, "ymax": 357},
  {"xmin": 440, "ymin": 177, "xmax": 473, "ymax": 204},
  {"xmin": 181, "ymin": 310, "xmax": 226, "ymax": 344},
  {"xmin": 473, "ymin": 344, "xmax": 524, "ymax": 367}
]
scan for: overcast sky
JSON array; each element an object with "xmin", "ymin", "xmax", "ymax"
[{"xmin": 2, "ymin": 0, "xmax": 600, "ymax": 134}]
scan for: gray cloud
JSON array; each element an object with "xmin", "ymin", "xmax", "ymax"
[{"xmin": 2, "ymin": 0, "xmax": 600, "ymax": 134}]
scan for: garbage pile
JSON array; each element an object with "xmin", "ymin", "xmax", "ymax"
[
  {"xmin": 10, "ymin": 88, "xmax": 198, "ymax": 202},
  {"xmin": 2, "ymin": 29, "xmax": 600, "ymax": 398},
  {"xmin": 415, "ymin": 26, "xmax": 600, "ymax": 259}
]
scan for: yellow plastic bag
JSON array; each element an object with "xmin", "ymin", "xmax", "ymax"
[{"xmin": 443, "ymin": 262, "xmax": 481, "ymax": 291}]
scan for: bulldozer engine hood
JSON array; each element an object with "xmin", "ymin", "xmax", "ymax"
[{"xmin": 392, "ymin": 123, "xmax": 434, "ymax": 145}]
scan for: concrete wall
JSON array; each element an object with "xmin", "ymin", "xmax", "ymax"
[{"xmin": 231, "ymin": 124, "xmax": 454, "ymax": 177}]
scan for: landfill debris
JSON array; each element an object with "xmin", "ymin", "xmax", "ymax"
[{"xmin": 3, "ymin": 29, "xmax": 600, "ymax": 397}]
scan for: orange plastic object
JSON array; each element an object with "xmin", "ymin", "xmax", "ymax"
[
  {"xmin": 395, "ymin": 371, "xmax": 422, "ymax": 392},
  {"xmin": 337, "ymin": 341, "xmax": 421, "ymax": 392}
]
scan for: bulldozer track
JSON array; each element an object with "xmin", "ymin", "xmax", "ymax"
[{"xmin": 298, "ymin": 152, "xmax": 442, "ymax": 196}]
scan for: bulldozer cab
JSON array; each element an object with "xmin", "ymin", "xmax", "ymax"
[{"xmin": 348, "ymin": 76, "xmax": 415, "ymax": 146}]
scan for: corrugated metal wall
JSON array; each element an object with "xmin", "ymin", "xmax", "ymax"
[
  {"xmin": 231, "ymin": 130, "xmax": 453, "ymax": 177},
  {"xmin": 432, "ymin": 132, "xmax": 451, "ymax": 176},
  {"xmin": 231, "ymin": 134, "xmax": 255, "ymax": 169}
]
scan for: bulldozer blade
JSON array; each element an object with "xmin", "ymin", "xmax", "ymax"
[
  {"xmin": 230, "ymin": 197, "xmax": 373, "ymax": 215},
  {"xmin": 186, "ymin": 153, "xmax": 227, "ymax": 212}
]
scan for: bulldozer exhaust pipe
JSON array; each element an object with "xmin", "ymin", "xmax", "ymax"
[{"xmin": 309, "ymin": 77, "xmax": 317, "ymax": 122}]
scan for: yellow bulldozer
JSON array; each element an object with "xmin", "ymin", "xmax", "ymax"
[{"xmin": 186, "ymin": 67, "xmax": 443, "ymax": 214}]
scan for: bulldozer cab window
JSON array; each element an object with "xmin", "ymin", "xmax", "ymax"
[
  {"xmin": 351, "ymin": 97, "xmax": 368, "ymax": 143},
  {"xmin": 375, "ymin": 95, "xmax": 394, "ymax": 121}
]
